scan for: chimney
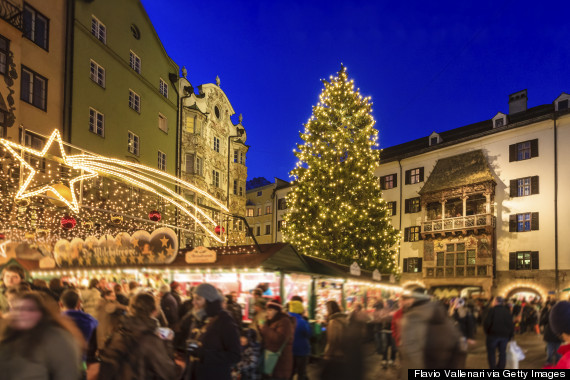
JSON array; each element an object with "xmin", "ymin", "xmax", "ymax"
[{"xmin": 509, "ymin": 90, "xmax": 527, "ymax": 114}]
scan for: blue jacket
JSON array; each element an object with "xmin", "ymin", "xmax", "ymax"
[
  {"xmin": 64, "ymin": 309, "xmax": 98, "ymax": 342},
  {"xmin": 290, "ymin": 312, "xmax": 311, "ymax": 356}
]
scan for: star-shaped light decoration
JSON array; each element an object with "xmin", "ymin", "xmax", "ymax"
[
  {"xmin": 0, "ymin": 130, "xmax": 97, "ymax": 213},
  {"xmin": 160, "ymin": 236, "xmax": 169, "ymax": 247}
]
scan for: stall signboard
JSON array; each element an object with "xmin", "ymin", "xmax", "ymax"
[
  {"xmin": 350, "ymin": 262, "xmax": 361, "ymax": 276},
  {"xmin": 241, "ymin": 272, "xmax": 276, "ymax": 284},
  {"xmin": 205, "ymin": 273, "xmax": 238, "ymax": 283},
  {"xmin": 53, "ymin": 227, "xmax": 178, "ymax": 267},
  {"xmin": 185, "ymin": 246, "xmax": 217, "ymax": 264},
  {"xmin": 372, "ymin": 269, "xmax": 381, "ymax": 281},
  {"xmin": 173, "ymin": 273, "xmax": 204, "ymax": 283}
]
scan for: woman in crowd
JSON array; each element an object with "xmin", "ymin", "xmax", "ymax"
[
  {"xmin": 81, "ymin": 278, "xmax": 101, "ymax": 317},
  {"xmin": 96, "ymin": 289, "xmax": 128, "ymax": 351},
  {"xmin": 321, "ymin": 300, "xmax": 349, "ymax": 380},
  {"xmin": 0, "ymin": 291, "xmax": 83, "ymax": 380}
]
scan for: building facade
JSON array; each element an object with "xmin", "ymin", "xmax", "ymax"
[
  {"xmin": 0, "ymin": 0, "xmax": 67, "ymax": 145},
  {"xmin": 375, "ymin": 90, "xmax": 570, "ymax": 300}
]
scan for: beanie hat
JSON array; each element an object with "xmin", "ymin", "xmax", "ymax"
[
  {"xmin": 194, "ymin": 283, "xmax": 223, "ymax": 302},
  {"xmin": 550, "ymin": 301, "xmax": 570, "ymax": 335},
  {"xmin": 288, "ymin": 300, "xmax": 304, "ymax": 314},
  {"xmin": 266, "ymin": 300, "xmax": 282, "ymax": 312}
]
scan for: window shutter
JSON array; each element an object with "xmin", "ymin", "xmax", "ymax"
[
  {"xmin": 419, "ymin": 167, "xmax": 424, "ymax": 182},
  {"xmin": 530, "ymin": 139, "xmax": 539, "ymax": 158},
  {"xmin": 531, "ymin": 212, "xmax": 539, "ymax": 231},
  {"xmin": 418, "ymin": 228, "xmax": 423, "ymax": 241},
  {"xmin": 186, "ymin": 153, "xmax": 195, "ymax": 173},
  {"xmin": 403, "ymin": 227, "xmax": 409, "ymax": 242},
  {"xmin": 531, "ymin": 176, "xmax": 539, "ymax": 195},
  {"xmin": 392, "ymin": 201, "xmax": 397, "ymax": 216},
  {"xmin": 417, "ymin": 258, "xmax": 423, "ymax": 272},
  {"xmin": 510, "ymin": 179, "xmax": 518, "ymax": 198},
  {"xmin": 403, "ymin": 258, "xmax": 408, "ymax": 272},
  {"xmin": 509, "ymin": 252, "xmax": 516, "ymax": 270},
  {"xmin": 509, "ymin": 215, "xmax": 517, "ymax": 232},
  {"xmin": 531, "ymin": 251, "xmax": 539, "ymax": 270},
  {"xmin": 405, "ymin": 199, "xmax": 410, "ymax": 213},
  {"xmin": 380, "ymin": 176, "xmax": 386, "ymax": 190},
  {"xmin": 393, "ymin": 173, "xmax": 398, "ymax": 187},
  {"xmin": 509, "ymin": 144, "xmax": 516, "ymax": 162},
  {"xmin": 405, "ymin": 170, "xmax": 411, "ymax": 185}
]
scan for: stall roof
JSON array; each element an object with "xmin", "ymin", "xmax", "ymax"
[{"xmin": 302, "ymin": 255, "xmax": 395, "ymax": 284}]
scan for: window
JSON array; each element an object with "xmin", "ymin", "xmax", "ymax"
[
  {"xmin": 89, "ymin": 108, "xmax": 104, "ymax": 137},
  {"xmin": 159, "ymin": 78, "xmax": 168, "ymax": 98},
  {"xmin": 380, "ymin": 173, "xmax": 397, "ymax": 190},
  {"xmin": 129, "ymin": 51, "xmax": 141, "ymax": 74},
  {"xmin": 265, "ymin": 225, "xmax": 271, "ymax": 235},
  {"xmin": 430, "ymin": 137, "xmax": 438, "ymax": 145},
  {"xmin": 212, "ymin": 170, "xmax": 220, "ymax": 187},
  {"xmin": 257, "ymin": 207, "xmax": 261, "ymax": 216},
  {"xmin": 466, "ymin": 250, "xmax": 476, "ymax": 265},
  {"xmin": 405, "ymin": 168, "xmax": 424, "ymax": 184},
  {"xmin": 195, "ymin": 157, "xmax": 203, "ymax": 176},
  {"xmin": 404, "ymin": 226, "xmax": 421, "ymax": 242},
  {"xmin": 277, "ymin": 220, "xmax": 285, "ymax": 232},
  {"xmin": 91, "ymin": 16, "xmax": 106, "ymax": 44},
  {"xmin": 22, "ymin": 131, "xmax": 45, "ymax": 170},
  {"xmin": 21, "ymin": 66, "xmax": 47, "ymax": 110},
  {"xmin": 247, "ymin": 209, "xmax": 254, "ymax": 217},
  {"xmin": 129, "ymin": 90, "xmax": 141, "ymax": 112},
  {"xmin": 23, "ymin": 4, "xmax": 49, "ymax": 50},
  {"xmin": 510, "ymin": 212, "xmax": 539, "ymax": 232},
  {"xmin": 256, "ymin": 226, "xmax": 260, "ymax": 236},
  {"xmin": 234, "ymin": 150, "xmax": 239, "ymax": 163},
  {"xmin": 278, "ymin": 198, "xmax": 287, "ymax": 210},
  {"xmin": 509, "ymin": 139, "xmax": 538, "ymax": 162},
  {"xmin": 89, "ymin": 60, "xmax": 105, "ymax": 87},
  {"xmin": 213, "ymin": 136, "xmax": 220, "ymax": 153},
  {"xmin": 266, "ymin": 205, "xmax": 271, "ymax": 214},
  {"xmin": 239, "ymin": 186, "xmax": 243, "ymax": 196},
  {"xmin": 257, "ymin": 191, "xmax": 262, "ymax": 196},
  {"xmin": 185, "ymin": 153, "xmax": 195, "ymax": 173},
  {"xmin": 158, "ymin": 151, "xmax": 166, "ymax": 171},
  {"xmin": 240, "ymin": 152, "xmax": 245, "ymax": 164},
  {"xmin": 387, "ymin": 201, "xmax": 397, "ymax": 216},
  {"xmin": 405, "ymin": 197, "xmax": 421, "ymax": 213},
  {"xmin": 233, "ymin": 180, "xmax": 237, "ymax": 195},
  {"xmin": 158, "ymin": 113, "xmax": 168, "ymax": 132},
  {"xmin": 0, "ymin": 35, "xmax": 9, "ymax": 75},
  {"xmin": 130, "ymin": 24, "xmax": 140, "ymax": 40},
  {"xmin": 127, "ymin": 131, "xmax": 139, "ymax": 155},
  {"xmin": 510, "ymin": 176, "xmax": 538, "ymax": 197},
  {"xmin": 436, "ymin": 252, "xmax": 444, "ymax": 267},
  {"xmin": 495, "ymin": 118, "xmax": 504, "ymax": 128},
  {"xmin": 509, "ymin": 251, "xmax": 539, "ymax": 270},
  {"xmin": 402, "ymin": 257, "xmax": 422, "ymax": 273},
  {"xmin": 559, "ymin": 99, "xmax": 569, "ymax": 111}
]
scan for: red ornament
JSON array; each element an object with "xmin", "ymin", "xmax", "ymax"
[
  {"xmin": 149, "ymin": 210, "xmax": 162, "ymax": 222},
  {"xmin": 61, "ymin": 215, "xmax": 77, "ymax": 230},
  {"xmin": 0, "ymin": 233, "xmax": 5, "ymax": 240},
  {"xmin": 215, "ymin": 225, "xmax": 225, "ymax": 235}
]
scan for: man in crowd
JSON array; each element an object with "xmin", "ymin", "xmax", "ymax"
[{"xmin": 484, "ymin": 296, "xmax": 514, "ymax": 369}]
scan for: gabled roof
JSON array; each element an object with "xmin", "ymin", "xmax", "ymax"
[{"xmin": 419, "ymin": 150, "xmax": 495, "ymax": 195}]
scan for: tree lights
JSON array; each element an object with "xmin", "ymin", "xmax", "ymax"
[{"xmin": 283, "ymin": 65, "xmax": 400, "ymax": 272}]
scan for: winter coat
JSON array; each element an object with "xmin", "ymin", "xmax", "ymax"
[
  {"xmin": 453, "ymin": 308, "xmax": 476, "ymax": 339},
  {"xmin": 260, "ymin": 311, "xmax": 295, "ymax": 379},
  {"xmin": 544, "ymin": 344, "xmax": 570, "ymax": 369},
  {"xmin": 235, "ymin": 342, "xmax": 261, "ymax": 380},
  {"xmin": 160, "ymin": 292, "xmax": 179, "ymax": 330},
  {"xmin": 391, "ymin": 307, "xmax": 404, "ymax": 346},
  {"xmin": 190, "ymin": 304, "xmax": 241, "ymax": 380},
  {"xmin": 96, "ymin": 299, "xmax": 127, "ymax": 350},
  {"xmin": 64, "ymin": 309, "xmax": 98, "ymax": 343},
  {"xmin": 290, "ymin": 312, "xmax": 311, "ymax": 356},
  {"xmin": 98, "ymin": 315, "xmax": 178, "ymax": 380},
  {"xmin": 324, "ymin": 312, "xmax": 349, "ymax": 360},
  {"xmin": 226, "ymin": 301, "xmax": 243, "ymax": 325},
  {"xmin": 81, "ymin": 288, "xmax": 101, "ymax": 317},
  {"xmin": 116, "ymin": 293, "xmax": 129, "ymax": 306},
  {"xmin": 250, "ymin": 309, "xmax": 266, "ymax": 341},
  {"xmin": 0, "ymin": 325, "xmax": 81, "ymax": 380},
  {"xmin": 400, "ymin": 300, "xmax": 465, "ymax": 379},
  {"xmin": 484, "ymin": 305, "xmax": 514, "ymax": 339}
]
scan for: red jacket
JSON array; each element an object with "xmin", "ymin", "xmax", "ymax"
[
  {"xmin": 544, "ymin": 344, "xmax": 570, "ymax": 369},
  {"xmin": 391, "ymin": 307, "xmax": 404, "ymax": 347}
]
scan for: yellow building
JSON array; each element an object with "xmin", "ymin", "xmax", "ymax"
[
  {"xmin": 0, "ymin": 0, "xmax": 66, "ymax": 147},
  {"xmin": 245, "ymin": 178, "xmax": 290, "ymax": 244}
]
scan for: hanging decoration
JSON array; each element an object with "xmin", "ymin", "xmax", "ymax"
[
  {"xmin": 215, "ymin": 225, "xmax": 225, "ymax": 235},
  {"xmin": 83, "ymin": 221, "xmax": 94, "ymax": 229},
  {"xmin": 111, "ymin": 215, "xmax": 123, "ymax": 225},
  {"xmin": 46, "ymin": 183, "xmax": 74, "ymax": 207},
  {"xmin": 61, "ymin": 215, "xmax": 77, "ymax": 230},
  {"xmin": 149, "ymin": 210, "xmax": 162, "ymax": 222}
]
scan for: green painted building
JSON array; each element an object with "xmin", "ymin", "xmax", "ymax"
[{"xmin": 65, "ymin": 0, "xmax": 179, "ymax": 175}]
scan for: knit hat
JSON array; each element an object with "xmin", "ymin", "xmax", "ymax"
[
  {"xmin": 288, "ymin": 300, "xmax": 304, "ymax": 314},
  {"xmin": 550, "ymin": 301, "xmax": 570, "ymax": 335},
  {"xmin": 266, "ymin": 300, "xmax": 282, "ymax": 312},
  {"xmin": 194, "ymin": 283, "xmax": 223, "ymax": 302}
]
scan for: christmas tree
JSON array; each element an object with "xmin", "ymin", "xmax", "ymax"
[{"xmin": 283, "ymin": 65, "xmax": 400, "ymax": 273}]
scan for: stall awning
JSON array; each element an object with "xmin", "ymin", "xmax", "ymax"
[
  {"xmin": 419, "ymin": 150, "xmax": 495, "ymax": 195},
  {"xmin": 302, "ymin": 255, "xmax": 394, "ymax": 284}
]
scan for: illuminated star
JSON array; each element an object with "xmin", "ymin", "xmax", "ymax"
[
  {"xmin": 115, "ymin": 239, "xmax": 122, "ymax": 247},
  {"xmin": 0, "ymin": 130, "xmax": 98, "ymax": 213},
  {"xmin": 160, "ymin": 236, "xmax": 169, "ymax": 247},
  {"xmin": 77, "ymin": 257, "xmax": 85, "ymax": 265},
  {"xmin": 147, "ymin": 255, "xmax": 156, "ymax": 263},
  {"xmin": 96, "ymin": 256, "xmax": 103, "ymax": 265},
  {"xmin": 131, "ymin": 238, "xmax": 139, "ymax": 248},
  {"xmin": 136, "ymin": 255, "xmax": 144, "ymax": 264},
  {"xmin": 157, "ymin": 251, "xmax": 166, "ymax": 262},
  {"xmin": 120, "ymin": 256, "xmax": 128, "ymax": 264},
  {"xmin": 165, "ymin": 245, "xmax": 175, "ymax": 257},
  {"xmin": 128, "ymin": 256, "xmax": 136, "ymax": 264}
]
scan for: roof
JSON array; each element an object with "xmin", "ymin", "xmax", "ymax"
[
  {"xmin": 419, "ymin": 150, "xmax": 495, "ymax": 195},
  {"xmin": 302, "ymin": 255, "xmax": 394, "ymax": 283},
  {"xmin": 380, "ymin": 104, "xmax": 555, "ymax": 162},
  {"xmin": 246, "ymin": 177, "xmax": 272, "ymax": 191}
]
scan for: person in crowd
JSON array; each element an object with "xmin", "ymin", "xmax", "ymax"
[
  {"xmin": 60, "ymin": 288, "xmax": 98, "ymax": 346},
  {"xmin": 96, "ymin": 289, "xmax": 128, "ymax": 351},
  {"xmin": 113, "ymin": 283, "xmax": 129, "ymax": 306},
  {"xmin": 81, "ymin": 278, "xmax": 101, "ymax": 317},
  {"xmin": 540, "ymin": 300, "xmax": 563, "ymax": 365},
  {"xmin": 484, "ymin": 296, "xmax": 514, "ymax": 369},
  {"xmin": 226, "ymin": 292, "xmax": 243, "ymax": 326},
  {"xmin": 0, "ymin": 265, "xmax": 26, "ymax": 313},
  {"xmin": 544, "ymin": 301, "xmax": 570, "ymax": 369},
  {"xmin": 258, "ymin": 300, "xmax": 294, "ymax": 380},
  {"xmin": 183, "ymin": 283, "xmax": 241, "ymax": 380},
  {"xmin": 233, "ymin": 328, "xmax": 262, "ymax": 380},
  {"xmin": 399, "ymin": 288, "xmax": 466, "ymax": 379},
  {"xmin": 0, "ymin": 291, "xmax": 83, "ymax": 380},
  {"xmin": 289, "ymin": 299, "xmax": 311, "ymax": 380},
  {"xmin": 258, "ymin": 283, "xmax": 273, "ymax": 296},
  {"xmin": 48, "ymin": 277, "xmax": 65, "ymax": 301},
  {"xmin": 127, "ymin": 280, "xmax": 140, "ymax": 299},
  {"xmin": 159, "ymin": 284, "xmax": 179, "ymax": 331},
  {"xmin": 250, "ymin": 298, "xmax": 267, "ymax": 341},
  {"xmin": 98, "ymin": 277, "xmax": 109, "ymax": 294},
  {"xmin": 98, "ymin": 292, "xmax": 180, "ymax": 379},
  {"xmin": 178, "ymin": 287, "xmax": 194, "ymax": 319},
  {"xmin": 321, "ymin": 300, "xmax": 349, "ymax": 380},
  {"xmin": 374, "ymin": 300, "xmax": 397, "ymax": 368},
  {"xmin": 450, "ymin": 298, "xmax": 476, "ymax": 345},
  {"xmin": 170, "ymin": 281, "xmax": 182, "ymax": 305}
]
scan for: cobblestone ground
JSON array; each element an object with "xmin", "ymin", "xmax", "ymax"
[{"xmin": 306, "ymin": 329, "xmax": 547, "ymax": 380}]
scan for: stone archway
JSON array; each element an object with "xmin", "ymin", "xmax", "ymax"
[{"xmin": 506, "ymin": 287, "xmax": 542, "ymax": 302}]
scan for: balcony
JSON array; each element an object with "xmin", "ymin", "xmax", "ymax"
[
  {"xmin": 422, "ymin": 213, "xmax": 495, "ymax": 236},
  {"xmin": 425, "ymin": 264, "xmax": 493, "ymax": 278},
  {"xmin": 0, "ymin": 0, "xmax": 23, "ymax": 31}
]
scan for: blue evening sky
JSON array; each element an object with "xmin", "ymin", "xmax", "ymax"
[{"xmin": 140, "ymin": 0, "xmax": 569, "ymax": 182}]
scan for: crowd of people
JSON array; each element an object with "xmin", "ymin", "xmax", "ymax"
[{"xmin": 2, "ymin": 263, "xmax": 570, "ymax": 380}]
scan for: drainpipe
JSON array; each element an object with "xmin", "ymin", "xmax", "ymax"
[
  {"xmin": 63, "ymin": 0, "xmax": 75, "ymax": 143},
  {"xmin": 554, "ymin": 114, "xmax": 559, "ymax": 297},
  {"xmin": 398, "ymin": 159, "xmax": 403, "ymax": 269},
  {"xmin": 177, "ymin": 83, "xmax": 192, "ymax": 246}
]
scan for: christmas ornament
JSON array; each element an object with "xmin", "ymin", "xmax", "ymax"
[
  {"xmin": 111, "ymin": 215, "xmax": 123, "ymax": 225},
  {"xmin": 15, "ymin": 198, "xmax": 30, "ymax": 207},
  {"xmin": 0, "ymin": 233, "xmax": 5, "ymax": 240},
  {"xmin": 149, "ymin": 210, "xmax": 162, "ymax": 222},
  {"xmin": 46, "ymin": 183, "xmax": 73, "ymax": 207},
  {"xmin": 24, "ymin": 232, "xmax": 35, "ymax": 239},
  {"xmin": 61, "ymin": 215, "xmax": 77, "ymax": 230},
  {"xmin": 215, "ymin": 225, "xmax": 225, "ymax": 235},
  {"xmin": 83, "ymin": 221, "xmax": 94, "ymax": 229}
]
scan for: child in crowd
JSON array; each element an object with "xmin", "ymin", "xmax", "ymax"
[{"xmin": 232, "ymin": 328, "xmax": 261, "ymax": 380}]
